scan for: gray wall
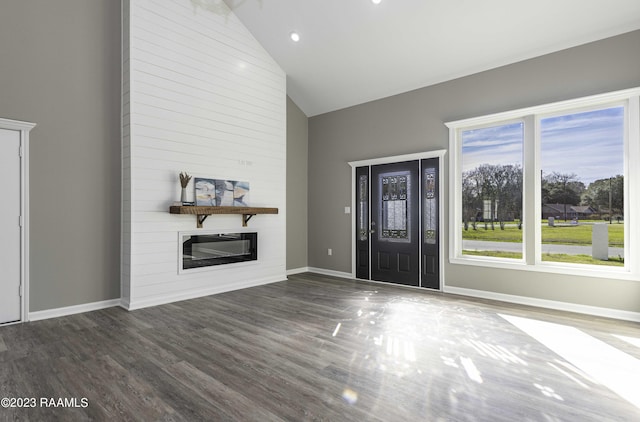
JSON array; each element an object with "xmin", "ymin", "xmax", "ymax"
[
  {"xmin": 286, "ymin": 96, "xmax": 309, "ymax": 270},
  {"xmin": 308, "ymin": 30, "xmax": 640, "ymax": 312},
  {"xmin": 0, "ymin": 0, "xmax": 121, "ymax": 311}
]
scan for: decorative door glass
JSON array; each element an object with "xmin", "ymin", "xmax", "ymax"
[
  {"xmin": 379, "ymin": 172, "xmax": 411, "ymax": 241},
  {"xmin": 424, "ymin": 167, "xmax": 437, "ymax": 244},
  {"xmin": 358, "ymin": 174, "xmax": 368, "ymax": 241}
]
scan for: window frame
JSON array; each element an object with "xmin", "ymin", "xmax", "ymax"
[{"xmin": 447, "ymin": 88, "xmax": 640, "ymax": 280}]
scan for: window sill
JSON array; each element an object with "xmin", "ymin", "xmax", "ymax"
[{"xmin": 449, "ymin": 256, "xmax": 638, "ymax": 281}]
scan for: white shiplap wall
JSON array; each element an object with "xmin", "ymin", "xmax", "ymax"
[{"xmin": 122, "ymin": 0, "xmax": 286, "ymax": 309}]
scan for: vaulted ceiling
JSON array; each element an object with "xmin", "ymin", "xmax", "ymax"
[{"xmin": 223, "ymin": 0, "xmax": 640, "ymax": 116}]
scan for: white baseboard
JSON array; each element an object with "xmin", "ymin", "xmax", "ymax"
[
  {"xmin": 286, "ymin": 267, "xmax": 310, "ymax": 276},
  {"xmin": 444, "ymin": 285, "xmax": 640, "ymax": 323},
  {"xmin": 124, "ymin": 275, "xmax": 285, "ymax": 311},
  {"xmin": 29, "ymin": 298, "xmax": 122, "ymax": 322},
  {"xmin": 119, "ymin": 298, "xmax": 131, "ymax": 311},
  {"xmin": 307, "ymin": 267, "xmax": 353, "ymax": 280}
]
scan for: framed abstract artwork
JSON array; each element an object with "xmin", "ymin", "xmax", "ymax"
[{"xmin": 195, "ymin": 178, "xmax": 250, "ymax": 206}]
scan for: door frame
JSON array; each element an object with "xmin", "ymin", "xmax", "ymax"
[
  {"xmin": 0, "ymin": 118, "xmax": 36, "ymax": 324},
  {"xmin": 349, "ymin": 149, "xmax": 446, "ymax": 290}
]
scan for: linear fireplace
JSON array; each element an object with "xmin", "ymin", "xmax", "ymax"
[{"xmin": 180, "ymin": 231, "xmax": 257, "ymax": 272}]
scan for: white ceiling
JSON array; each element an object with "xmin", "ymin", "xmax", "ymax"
[{"xmin": 223, "ymin": 0, "xmax": 640, "ymax": 117}]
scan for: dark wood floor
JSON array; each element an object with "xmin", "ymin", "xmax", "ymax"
[{"xmin": 1, "ymin": 273, "xmax": 640, "ymax": 421}]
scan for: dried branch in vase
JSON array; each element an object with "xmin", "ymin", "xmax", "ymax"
[{"xmin": 179, "ymin": 172, "xmax": 192, "ymax": 188}]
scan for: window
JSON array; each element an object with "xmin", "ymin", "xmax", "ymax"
[
  {"xmin": 448, "ymin": 88, "xmax": 640, "ymax": 278},
  {"xmin": 461, "ymin": 122, "xmax": 523, "ymax": 259},
  {"xmin": 540, "ymin": 106, "xmax": 625, "ymax": 267}
]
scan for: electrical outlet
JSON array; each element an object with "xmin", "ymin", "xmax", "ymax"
[{"xmin": 328, "ymin": 248, "xmax": 332, "ymax": 256}]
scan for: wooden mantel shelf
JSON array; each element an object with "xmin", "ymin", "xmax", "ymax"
[{"xmin": 170, "ymin": 206, "xmax": 278, "ymax": 228}]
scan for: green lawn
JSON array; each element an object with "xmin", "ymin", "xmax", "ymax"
[
  {"xmin": 462, "ymin": 225, "xmax": 523, "ymax": 242},
  {"xmin": 541, "ymin": 253, "xmax": 624, "ymax": 266},
  {"xmin": 462, "ymin": 250, "xmax": 522, "ymax": 259},
  {"xmin": 462, "ymin": 222, "xmax": 623, "ymax": 247},
  {"xmin": 542, "ymin": 223, "xmax": 623, "ymax": 246}
]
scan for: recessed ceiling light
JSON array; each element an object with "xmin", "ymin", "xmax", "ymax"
[
  {"xmin": 371, "ymin": 0, "xmax": 382, "ymax": 4},
  {"xmin": 290, "ymin": 32, "xmax": 300, "ymax": 42}
]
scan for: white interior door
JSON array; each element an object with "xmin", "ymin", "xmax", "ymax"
[{"xmin": 0, "ymin": 128, "xmax": 21, "ymax": 324}]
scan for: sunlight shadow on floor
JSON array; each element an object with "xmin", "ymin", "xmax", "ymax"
[{"xmin": 501, "ymin": 313, "xmax": 640, "ymax": 409}]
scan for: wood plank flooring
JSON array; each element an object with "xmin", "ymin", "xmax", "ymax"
[{"xmin": 1, "ymin": 272, "xmax": 640, "ymax": 421}]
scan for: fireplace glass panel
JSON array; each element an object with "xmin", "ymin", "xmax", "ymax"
[{"xmin": 182, "ymin": 232, "xmax": 257, "ymax": 270}]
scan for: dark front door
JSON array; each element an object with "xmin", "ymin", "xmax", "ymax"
[{"xmin": 371, "ymin": 160, "xmax": 420, "ymax": 286}]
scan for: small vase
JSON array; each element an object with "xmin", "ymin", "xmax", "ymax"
[{"xmin": 180, "ymin": 187, "xmax": 187, "ymax": 203}]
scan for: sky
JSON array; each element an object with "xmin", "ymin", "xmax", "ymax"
[{"xmin": 462, "ymin": 106, "xmax": 624, "ymax": 185}]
